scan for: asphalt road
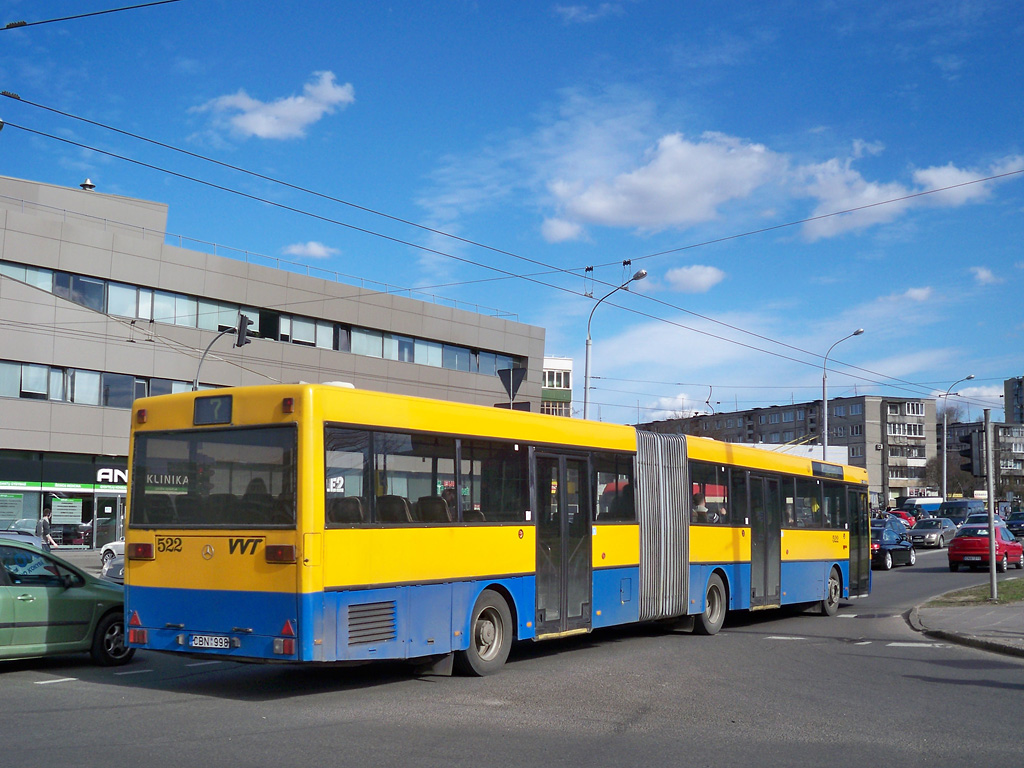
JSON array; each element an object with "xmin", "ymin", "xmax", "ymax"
[{"xmin": 3, "ymin": 546, "xmax": 1022, "ymax": 768}]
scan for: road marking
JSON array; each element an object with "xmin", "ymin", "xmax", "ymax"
[
  {"xmin": 114, "ymin": 668, "xmax": 155, "ymax": 676},
  {"xmin": 35, "ymin": 678, "xmax": 77, "ymax": 685},
  {"xmin": 854, "ymin": 641, "xmax": 872, "ymax": 645},
  {"xmin": 765, "ymin": 636, "xmax": 806, "ymax": 641},
  {"xmin": 185, "ymin": 661, "xmax": 222, "ymax": 667},
  {"xmin": 838, "ymin": 614, "xmax": 857, "ymax": 618},
  {"xmin": 886, "ymin": 642, "xmax": 946, "ymax": 648}
]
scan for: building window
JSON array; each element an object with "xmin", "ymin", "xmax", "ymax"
[
  {"xmin": 888, "ymin": 403, "xmax": 900, "ymax": 416},
  {"xmin": 782, "ymin": 411, "xmax": 794, "ymax": 423},
  {"xmin": 850, "ymin": 403, "xmax": 863, "ymax": 416},
  {"xmin": 834, "ymin": 405, "xmax": 846, "ymax": 417},
  {"xmin": 886, "ymin": 423, "xmax": 924, "ymax": 438},
  {"xmin": 796, "ymin": 409, "xmax": 805, "ymax": 420},
  {"xmin": 769, "ymin": 413, "xmax": 780, "ymax": 424},
  {"xmin": 834, "ymin": 426, "xmax": 846, "ymax": 438},
  {"xmin": 906, "ymin": 402, "xmax": 925, "ymax": 416},
  {"xmin": 851, "ymin": 424, "xmax": 863, "ymax": 437}
]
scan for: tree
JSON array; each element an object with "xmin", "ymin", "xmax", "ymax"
[{"xmin": 923, "ymin": 453, "xmax": 982, "ymax": 498}]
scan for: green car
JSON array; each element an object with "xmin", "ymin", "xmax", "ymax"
[{"xmin": 0, "ymin": 536, "xmax": 135, "ymax": 666}]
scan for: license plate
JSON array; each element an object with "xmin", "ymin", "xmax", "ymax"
[
  {"xmin": 190, "ymin": 634, "xmax": 230, "ymax": 649},
  {"xmin": 963, "ymin": 555, "xmax": 983, "ymax": 561}
]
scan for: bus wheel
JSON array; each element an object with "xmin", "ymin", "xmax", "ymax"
[
  {"xmin": 820, "ymin": 568, "xmax": 841, "ymax": 616},
  {"xmin": 455, "ymin": 590, "xmax": 512, "ymax": 676},
  {"xmin": 694, "ymin": 574, "xmax": 726, "ymax": 636}
]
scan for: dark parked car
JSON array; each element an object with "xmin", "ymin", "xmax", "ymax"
[
  {"xmin": 948, "ymin": 524, "xmax": 1024, "ymax": 572},
  {"xmin": 871, "ymin": 527, "xmax": 916, "ymax": 570},
  {"xmin": 0, "ymin": 537, "xmax": 135, "ymax": 665},
  {"xmin": 872, "ymin": 515, "xmax": 909, "ymax": 538},
  {"xmin": 1006, "ymin": 511, "xmax": 1024, "ymax": 539},
  {"xmin": 908, "ymin": 517, "xmax": 958, "ymax": 549}
]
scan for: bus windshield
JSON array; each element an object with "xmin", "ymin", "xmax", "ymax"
[{"xmin": 130, "ymin": 425, "xmax": 297, "ymax": 529}]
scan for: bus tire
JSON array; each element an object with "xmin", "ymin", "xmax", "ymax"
[
  {"xmin": 91, "ymin": 611, "xmax": 136, "ymax": 667},
  {"xmin": 820, "ymin": 567, "xmax": 841, "ymax": 617},
  {"xmin": 455, "ymin": 590, "xmax": 513, "ymax": 676},
  {"xmin": 694, "ymin": 573, "xmax": 726, "ymax": 636}
]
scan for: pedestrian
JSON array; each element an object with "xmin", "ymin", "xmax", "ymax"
[{"xmin": 35, "ymin": 506, "xmax": 58, "ymax": 551}]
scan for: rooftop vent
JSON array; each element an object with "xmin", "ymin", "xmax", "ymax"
[{"xmin": 80, "ymin": 178, "xmax": 95, "ymax": 191}]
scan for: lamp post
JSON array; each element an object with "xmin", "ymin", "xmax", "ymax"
[
  {"xmin": 941, "ymin": 374, "xmax": 974, "ymax": 500},
  {"xmin": 583, "ymin": 269, "xmax": 647, "ymax": 420},
  {"xmin": 822, "ymin": 328, "xmax": 864, "ymax": 460}
]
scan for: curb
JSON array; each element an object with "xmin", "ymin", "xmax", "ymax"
[{"xmin": 906, "ymin": 606, "xmax": 1024, "ymax": 660}]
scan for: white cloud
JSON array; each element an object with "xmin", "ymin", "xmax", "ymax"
[
  {"xmin": 551, "ymin": 131, "xmax": 783, "ymax": 230},
  {"xmin": 797, "ymin": 154, "xmax": 1024, "ymax": 240},
  {"xmin": 665, "ymin": 265, "xmax": 726, "ymax": 293},
  {"xmin": 970, "ymin": 266, "xmax": 1001, "ymax": 285},
  {"xmin": 554, "ymin": 4, "xmax": 625, "ymax": 23},
  {"xmin": 541, "ymin": 217, "xmax": 585, "ymax": 243},
  {"xmin": 193, "ymin": 71, "xmax": 354, "ymax": 140},
  {"xmin": 283, "ymin": 241, "xmax": 339, "ymax": 259},
  {"xmin": 902, "ymin": 287, "xmax": 933, "ymax": 302}
]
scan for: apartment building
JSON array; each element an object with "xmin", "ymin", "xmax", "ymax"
[
  {"xmin": 637, "ymin": 395, "xmax": 937, "ymax": 506},
  {"xmin": 540, "ymin": 356, "xmax": 573, "ymax": 417}
]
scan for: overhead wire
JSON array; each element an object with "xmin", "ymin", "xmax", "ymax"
[
  {"xmin": 0, "ymin": 105, "xmax": 1018, "ymax": 407},
  {"xmin": 2, "ymin": 1, "xmax": 181, "ymax": 30}
]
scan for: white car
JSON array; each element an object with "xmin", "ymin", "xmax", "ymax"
[{"xmin": 100, "ymin": 539, "xmax": 124, "ymax": 564}]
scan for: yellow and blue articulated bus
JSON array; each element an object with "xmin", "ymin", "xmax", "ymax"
[{"xmin": 124, "ymin": 384, "xmax": 870, "ymax": 675}]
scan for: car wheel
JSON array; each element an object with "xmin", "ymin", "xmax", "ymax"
[
  {"xmin": 101, "ymin": 549, "xmax": 115, "ymax": 565},
  {"xmin": 882, "ymin": 552, "xmax": 893, "ymax": 571},
  {"xmin": 998, "ymin": 554, "xmax": 1008, "ymax": 573},
  {"xmin": 1016, "ymin": 552, "xmax": 1024, "ymax": 570},
  {"xmin": 454, "ymin": 590, "xmax": 513, "ymax": 676},
  {"xmin": 949, "ymin": 562, "xmax": 959, "ymax": 572},
  {"xmin": 938, "ymin": 535, "xmax": 945, "ymax": 549},
  {"xmin": 90, "ymin": 612, "xmax": 136, "ymax": 667},
  {"xmin": 907, "ymin": 547, "xmax": 916, "ymax": 567}
]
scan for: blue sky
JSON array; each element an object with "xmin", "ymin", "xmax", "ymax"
[{"xmin": 1, "ymin": 1, "xmax": 1021, "ymax": 423}]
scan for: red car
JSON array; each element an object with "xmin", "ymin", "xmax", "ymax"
[
  {"xmin": 890, "ymin": 509, "xmax": 917, "ymax": 528},
  {"xmin": 948, "ymin": 524, "xmax": 1024, "ymax": 572}
]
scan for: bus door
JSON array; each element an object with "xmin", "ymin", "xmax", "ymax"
[
  {"xmin": 749, "ymin": 474, "xmax": 782, "ymax": 609},
  {"xmin": 847, "ymin": 489, "xmax": 870, "ymax": 597},
  {"xmin": 534, "ymin": 453, "xmax": 592, "ymax": 637}
]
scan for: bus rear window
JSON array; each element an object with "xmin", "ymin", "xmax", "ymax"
[{"xmin": 130, "ymin": 425, "xmax": 297, "ymax": 528}]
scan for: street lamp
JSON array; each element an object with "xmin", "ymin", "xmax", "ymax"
[
  {"xmin": 941, "ymin": 374, "xmax": 974, "ymax": 500},
  {"xmin": 822, "ymin": 328, "xmax": 864, "ymax": 460},
  {"xmin": 583, "ymin": 269, "xmax": 647, "ymax": 420}
]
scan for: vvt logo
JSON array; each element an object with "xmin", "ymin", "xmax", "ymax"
[{"xmin": 228, "ymin": 538, "xmax": 262, "ymax": 555}]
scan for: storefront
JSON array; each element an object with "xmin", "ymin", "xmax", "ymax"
[{"xmin": 0, "ymin": 451, "xmax": 127, "ymax": 549}]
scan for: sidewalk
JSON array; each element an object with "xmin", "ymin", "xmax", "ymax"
[{"xmin": 908, "ymin": 597, "xmax": 1024, "ymax": 659}]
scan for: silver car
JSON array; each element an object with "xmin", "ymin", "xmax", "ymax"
[{"xmin": 909, "ymin": 517, "xmax": 958, "ymax": 548}]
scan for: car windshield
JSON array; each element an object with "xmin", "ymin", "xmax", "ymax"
[
  {"xmin": 870, "ymin": 530, "xmax": 882, "ymax": 542},
  {"xmin": 1008, "ymin": 512, "xmax": 1024, "ymax": 522},
  {"xmin": 914, "ymin": 520, "xmax": 942, "ymax": 529}
]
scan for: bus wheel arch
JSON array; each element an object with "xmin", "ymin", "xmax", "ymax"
[
  {"xmin": 455, "ymin": 587, "xmax": 514, "ymax": 676},
  {"xmin": 694, "ymin": 570, "xmax": 728, "ymax": 636},
  {"xmin": 820, "ymin": 565, "xmax": 842, "ymax": 617}
]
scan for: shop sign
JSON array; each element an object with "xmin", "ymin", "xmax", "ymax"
[{"xmin": 51, "ymin": 497, "xmax": 84, "ymax": 525}]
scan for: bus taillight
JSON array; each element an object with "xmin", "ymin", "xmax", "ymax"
[
  {"xmin": 127, "ymin": 542, "xmax": 155, "ymax": 560},
  {"xmin": 273, "ymin": 620, "xmax": 297, "ymax": 654},
  {"xmin": 265, "ymin": 544, "xmax": 296, "ymax": 564},
  {"xmin": 128, "ymin": 611, "xmax": 148, "ymax": 644}
]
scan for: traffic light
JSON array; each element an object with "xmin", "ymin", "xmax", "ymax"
[
  {"xmin": 959, "ymin": 432, "xmax": 983, "ymax": 477},
  {"xmin": 234, "ymin": 314, "xmax": 253, "ymax": 347}
]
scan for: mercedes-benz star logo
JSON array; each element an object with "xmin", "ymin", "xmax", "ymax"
[{"xmin": 202, "ymin": 544, "xmax": 215, "ymax": 560}]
